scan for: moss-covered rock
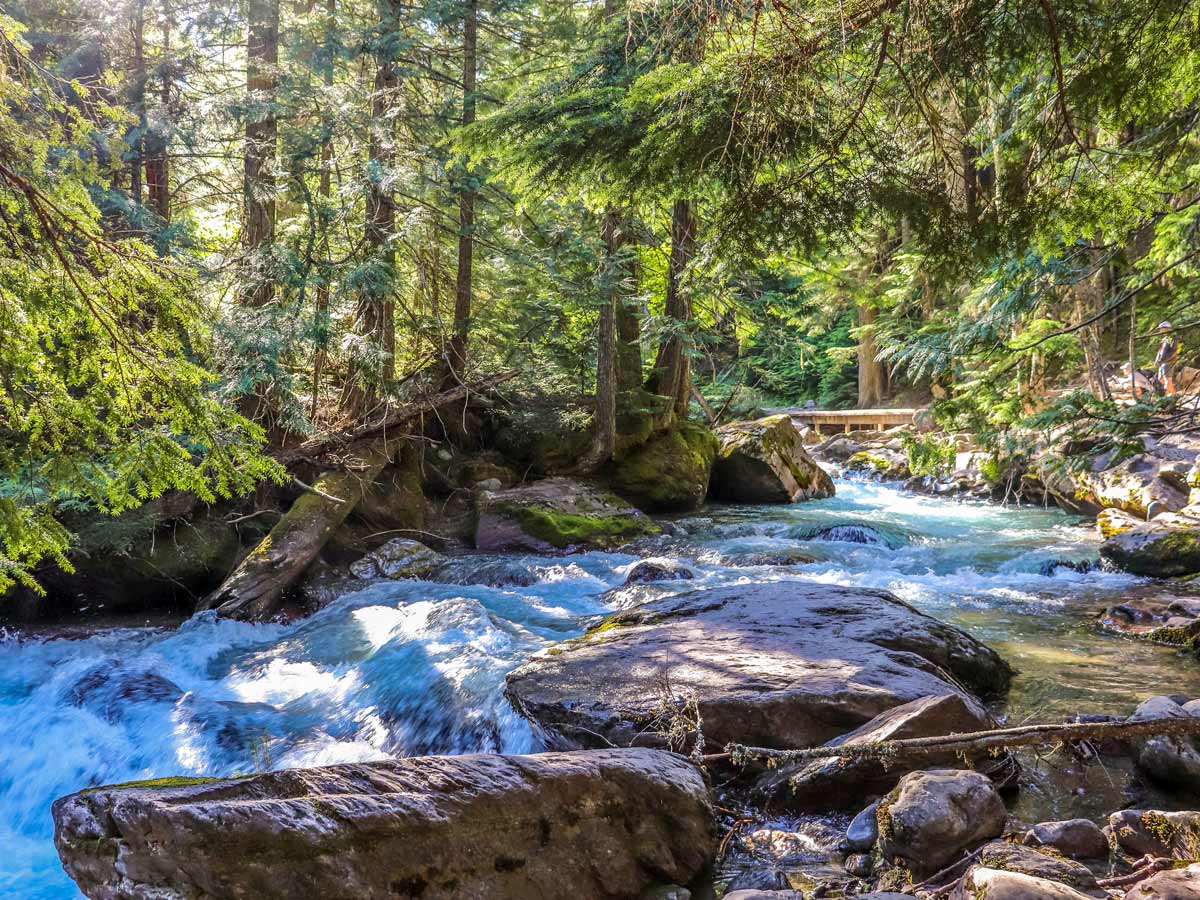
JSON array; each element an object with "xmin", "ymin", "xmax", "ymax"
[
  {"xmin": 475, "ymin": 477, "xmax": 660, "ymax": 552},
  {"xmin": 710, "ymin": 415, "xmax": 835, "ymax": 504},
  {"xmin": 1100, "ymin": 508, "xmax": 1200, "ymax": 576},
  {"xmin": 1097, "ymin": 507, "xmax": 1141, "ymax": 539},
  {"xmin": 847, "ymin": 449, "xmax": 911, "ymax": 480},
  {"xmin": 607, "ymin": 422, "xmax": 718, "ymax": 512}
]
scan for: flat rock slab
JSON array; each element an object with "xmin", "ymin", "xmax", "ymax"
[
  {"xmin": 53, "ymin": 749, "xmax": 715, "ymax": 900},
  {"xmin": 505, "ymin": 582, "xmax": 1012, "ymax": 752}
]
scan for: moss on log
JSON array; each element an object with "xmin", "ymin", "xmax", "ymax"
[{"xmin": 199, "ymin": 443, "xmax": 392, "ymax": 621}]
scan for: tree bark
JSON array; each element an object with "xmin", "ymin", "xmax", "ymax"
[
  {"xmin": 650, "ymin": 198, "xmax": 695, "ymax": 425},
  {"xmin": 351, "ymin": 0, "xmax": 400, "ymax": 414},
  {"xmin": 144, "ymin": 0, "xmax": 171, "ymax": 221},
  {"xmin": 857, "ymin": 301, "xmax": 886, "ymax": 408},
  {"xmin": 129, "ymin": 0, "xmax": 146, "ymax": 206},
  {"xmin": 588, "ymin": 208, "xmax": 621, "ymax": 465},
  {"xmin": 243, "ymin": 0, "xmax": 278, "ymax": 308},
  {"xmin": 310, "ymin": 0, "xmax": 335, "ymax": 421},
  {"xmin": 445, "ymin": 0, "xmax": 477, "ymax": 382},
  {"xmin": 200, "ymin": 443, "xmax": 392, "ymax": 621}
]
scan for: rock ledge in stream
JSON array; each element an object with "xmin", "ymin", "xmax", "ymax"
[
  {"xmin": 52, "ymin": 749, "xmax": 714, "ymax": 900},
  {"xmin": 505, "ymin": 582, "xmax": 1012, "ymax": 753}
]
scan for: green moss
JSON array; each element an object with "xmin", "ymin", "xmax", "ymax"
[
  {"xmin": 83, "ymin": 775, "xmax": 222, "ymax": 794},
  {"xmin": 510, "ymin": 505, "xmax": 659, "ymax": 549},
  {"xmin": 608, "ymin": 422, "xmax": 718, "ymax": 512},
  {"xmin": 1143, "ymin": 811, "xmax": 1176, "ymax": 845},
  {"xmin": 1146, "ymin": 620, "xmax": 1200, "ymax": 650}
]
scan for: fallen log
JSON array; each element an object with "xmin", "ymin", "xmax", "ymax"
[
  {"xmin": 277, "ymin": 369, "xmax": 519, "ymax": 465},
  {"xmin": 199, "ymin": 443, "xmax": 392, "ymax": 621},
  {"xmin": 200, "ymin": 371, "xmax": 521, "ymax": 623},
  {"xmin": 713, "ymin": 715, "xmax": 1200, "ymax": 767}
]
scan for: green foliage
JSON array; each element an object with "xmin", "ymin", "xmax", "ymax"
[
  {"xmin": 900, "ymin": 432, "xmax": 956, "ymax": 479},
  {"xmin": 0, "ymin": 19, "xmax": 281, "ymax": 593}
]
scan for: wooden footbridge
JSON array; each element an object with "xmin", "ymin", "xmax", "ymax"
[{"xmin": 770, "ymin": 407, "xmax": 918, "ymax": 435}]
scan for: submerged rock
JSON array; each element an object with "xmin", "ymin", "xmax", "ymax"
[
  {"xmin": 798, "ymin": 523, "xmax": 896, "ymax": 547},
  {"xmin": 349, "ymin": 537, "xmax": 444, "ymax": 580},
  {"xmin": 710, "ymin": 416, "xmax": 835, "ymax": 504},
  {"xmin": 52, "ymin": 749, "xmax": 715, "ymax": 900},
  {"xmin": 608, "ymin": 422, "xmax": 719, "ymax": 512},
  {"xmin": 1099, "ymin": 509, "xmax": 1200, "ymax": 577},
  {"xmin": 1128, "ymin": 696, "xmax": 1200, "ymax": 789},
  {"xmin": 430, "ymin": 555, "xmax": 540, "ymax": 588},
  {"xmin": 877, "ymin": 769, "xmax": 1007, "ymax": 874},
  {"xmin": 720, "ymin": 549, "xmax": 819, "ymax": 567},
  {"xmin": 504, "ymin": 582, "xmax": 1011, "ymax": 753},
  {"xmin": 625, "ymin": 559, "xmax": 695, "ymax": 584},
  {"xmin": 755, "ymin": 693, "xmax": 998, "ymax": 811},
  {"xmin": 475, "ymin": 477, "xmax": 660, "ymax": 552}
]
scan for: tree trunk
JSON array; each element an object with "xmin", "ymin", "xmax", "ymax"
[
  {"xmin": 200, "ymin": 443, "xmax": 393, "ymax": 621},
  {"xmin": 650, "ymin": 198, "xmax": 695, "ymax": 425},
  {"xmin": 445, "ymin": 0, "xmax": 477, "ymax": 382},
  {"xmin": 144, "ymin": 0, "xmax": 171, "ymax": 221},
  {"xmin": 587, "ymin": 209, "xmax": 621, "ymax": 465},
  {"xmin": 130, "ymin": 0, "xmax": 146, "ymax": 206},
  {"xmin": 243, "ymin": 0, "xmax": 278, "ymax": 308},
  {"xmin": 352, "ymin": 0, "xmax": 400, "ymax": 415},
  {"xmin": 856, "ymin": 302, "xmax": 886, "ymax": 408},
  {"xmin": 310, "ymin": 0, "xmax": 335, "ymax": 421}
]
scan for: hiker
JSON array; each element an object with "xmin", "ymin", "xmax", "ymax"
[{"xmin": 1155, "ymin": 321, "xmax": 1180, "ymax": 395}]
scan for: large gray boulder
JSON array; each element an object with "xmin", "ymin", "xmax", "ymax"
[
  {"xmin": 53, "ymin": 749, "xmax": 715, "ymax": 900},
  {"xmin": 505, "ymin": 582, "xmax": 1012, "ymax": 753},
  {"xmin": 877, "ymin": 769, "xmax": 1007, "ymax": 874},
  {"xmin": 474, "ymin": 477, "xmax": 660, "ymax": 552},
  {"xmin": 710, "ymin": 416, "xmax": 835, "ymax": 504},
  {"xmin": 755, "ymin": 693, "xmax": 997, "ymax": 811}
]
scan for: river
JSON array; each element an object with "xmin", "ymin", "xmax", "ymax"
[{"xmin": 4, "ymin": 476, "xmax": 1200, "ymax": 898}]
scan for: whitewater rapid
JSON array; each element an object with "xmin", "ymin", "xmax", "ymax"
[{"xmin": 2, "ymin": 478, "xmax": 1194, "ymax": 898}]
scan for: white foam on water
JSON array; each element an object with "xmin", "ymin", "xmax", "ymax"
[{"xmin": 0, "ymin": 477, "xmax": 1173, "ymax": 898}]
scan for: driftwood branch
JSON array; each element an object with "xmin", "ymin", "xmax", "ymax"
[{"xmin": 714, "ymin": 716, "xmax": 1200, "ymax": 766}]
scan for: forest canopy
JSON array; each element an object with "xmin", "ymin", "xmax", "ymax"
[{"xmin": 2, "ymin": 0, "xmax": 1200, "ymax": 589}]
